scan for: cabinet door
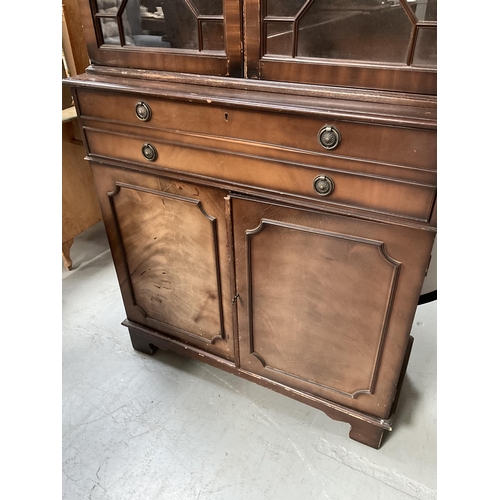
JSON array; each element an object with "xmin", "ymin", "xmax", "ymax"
[
  {"xmin": 231, "ymin": 195, "xmax": 434, "ymax": 418},
  {"xmin": 78, "ymin": 0, "xmax": 242, "ymax": 76},
  {"xmin": 91, "ymin": 164, "xmax": 236, "ymax": 361},
  {"xmin": 245, "ymin": 0, "xmax": 437, "ymax": 93}
]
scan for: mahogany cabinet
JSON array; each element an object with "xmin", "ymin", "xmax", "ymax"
[{"xmin": 65, "ymin": 0, "xmax": 437, "ymax": 448}]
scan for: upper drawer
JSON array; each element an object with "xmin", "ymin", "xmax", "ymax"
[{"xmin": 76, "ymin": 89, "xmax": 436, "ymax": 171}]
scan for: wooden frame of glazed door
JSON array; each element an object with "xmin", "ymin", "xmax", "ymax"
[
  {"xmin": 243, "ymin": 0, "xmax": 437, "ymax": 94},
  {"xmin": 77, "ymin": 0, "xmax": 243, "ymax": 76}
]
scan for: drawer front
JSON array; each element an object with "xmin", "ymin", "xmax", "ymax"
[
  {"xmin": 77, "ymin": 89, "xmax": 436, "ymax": 171},
  {"xmin": 84, "ymin": 127, "xmax": 436, "ymax": 222}
]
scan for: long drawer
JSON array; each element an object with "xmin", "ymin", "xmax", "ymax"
[
  {"xmin": 84, "ymin": 127, "xmax": 436, "ymax": 222},
  {"xmin": 76, "ymin": 89, "xmax": 437, "ymax": 171}
]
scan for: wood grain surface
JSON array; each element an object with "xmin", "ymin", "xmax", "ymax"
[
  {"xmin": 231, "ymin": 195, "xmax": 435, "ymax": 419},
  {"xmin": 90, "ymin": 165, "xmax": 236, "ymax": 360},
  {"xmin": 64, "ymin": 0, "xmax": 437, "ymax": 448},
  {"xmin": 83, "ymin": 126, "xmax": 436, "ymax": 222},
  {"xmin": 76, "ymin": 87, "xmax": 437, "ymax": 170}
]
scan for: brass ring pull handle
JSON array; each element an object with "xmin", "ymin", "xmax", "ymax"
[
  {"xmin": 135, "ymin": 101, "xmax": 152, "ymax": 122},
  {"xmin": 142, "ymin": 143, "xmax": 158, "ymax": 162},
  {"xmin": 313, "ymin": 175, "xmax": 334, "ymax": 196},
  {"xmin": 318, "ymin": 125, "xmax": 341, "ymax": 150}
]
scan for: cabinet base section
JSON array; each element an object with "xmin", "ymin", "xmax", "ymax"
[{"xmin": 123, "ymin": 319, "xmax": 413, "ymax": 450}]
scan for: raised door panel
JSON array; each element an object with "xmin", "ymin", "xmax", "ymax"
[
  {"xmin": 232, "ymin": 195, "xmax": 435, "ymax": 417},
  {"xmin": 91, "ymin": 164, "xmax": 235, "ymax": 360}
]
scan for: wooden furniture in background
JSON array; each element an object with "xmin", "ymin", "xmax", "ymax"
[
  {"xmin": 62, "ymin": 0, "xmax": 90, "ymax": 77},
  {"xmin": 62, "ymin": 106, "xmax": 102, "ymax": 269},
  {"xmin": 62, "ymin": 0, "xmax": 101, "ymax": 269},
  {"xmin": 65, "ymin": 0, "xmax": 437, "ymax": 447}
]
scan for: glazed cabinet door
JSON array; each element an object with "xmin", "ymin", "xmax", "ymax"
[
  {"xmin": 244, "ymin": 0, "xmax": 437, "ymax": 93},
  {"xmin": 231, "ymin": 195, "xmax": 434, "ymax": 418},
  {"xmin": 91, "ymin": 164, "xmax": 236, "ymax": 361},
  {"xmin": 78, "ymin": 0, "xmax": 242, "ymax": 76}
]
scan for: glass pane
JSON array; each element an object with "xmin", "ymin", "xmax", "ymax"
[
  {"xmin": 296, "ymin": 0, "xmax": 413, "ymax": 63},
  {"xmin": 202, "ymin": 21, "xmax": 225, "ymax": 51},
  {"xmin": 412, "ymin": 0, "xmax": 437, "ymax": 22},
  {"xmin": 157, "ymin": 0, "xmax": 198, "ymax": 49},
  {"xmin": 97, "ymin": 0, "xmax": 135, "ymax": 45},
  {"xmin": 267, "ymin": 0, "xmax": 305, "ymax": 17},
  {"xmin": 138, "ymin": 0, "xmax": 197, "ymax": 49},
  {"xmin": 265, "ymin": 22, "xmax": 293, "ymax": 56},
  {"xmin": 99, "ymin": 18, "xmax": 120, "ymax": 45},
  {"xmin": 96, "ymin": 0, "xmax": 230, "ymax": 50},
  {"xmin": 191, "ymin": 0, "xmax": 223, "ymax": 15},
  {"xmin": 413, "ymin": 26, "xmax": 436, "ymax": 67}
]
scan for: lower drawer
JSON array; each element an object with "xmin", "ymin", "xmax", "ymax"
[{"xmin": 84, "ymin": 127, "xmax": 436, "ymax": 222}]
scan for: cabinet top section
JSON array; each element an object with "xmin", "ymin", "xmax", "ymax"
[
  {"xmin": 77, "ymin": 0, "xmax": 437, "ymax": 95},
  {"xmin": 66, "ymin": 71, "xmax": 436, "ymax": 129}
]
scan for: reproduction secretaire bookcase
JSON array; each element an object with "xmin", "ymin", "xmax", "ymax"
[{"xmin": 65, "ymin": 0, "xmax": 437, "ymax": 448}]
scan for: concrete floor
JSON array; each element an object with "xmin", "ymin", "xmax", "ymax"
[{"xmin": 62, "ymin": 221, "xmax": 437, "ymax": 500}]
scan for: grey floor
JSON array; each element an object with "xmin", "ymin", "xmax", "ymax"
[{"xmin": 62, "ymin": 221, "xmax": 437, "ymax": 500}]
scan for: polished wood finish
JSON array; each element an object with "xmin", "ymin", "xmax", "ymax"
[
  {"xmin": 244, "ymin": 0, "xmax": 436, "ymax": 94},
  {"xmin": 85, "ymin": 65, "xmax": 437, "ymax": 109},
  {"xmin": 77, "ymin": 0, "xmax": 243, "ymax": 76},
  {"xmin": 69, "ymin": 72, "xmax": 437, "ymax": 128},
  {"xmin": 83, "ymin": 126, "xmax": 436, "ymax": 222},
  {"xmin": 90, "ymin": 165, "xmax": 236, "ymax": 360},
  {"xmin": 76, "ymin": 87, "xmax": 437, "ymax": 169},
  {"xmin": 64, "ymin": 0, "xmax": 437, "ymax": 449},
  {"xmin": 257, "ymin": 58, "xmax": 436, "ymax": 95},
  {"xmin": 231, "ymin": 195, "xmax": 433, "ymax": 418},
  {"xmin": 74, "ymin": 83, "xmax": 436, "ymax": 225}
]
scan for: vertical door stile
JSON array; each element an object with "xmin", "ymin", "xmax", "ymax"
[{"xmin": 225, "ymin": 195, "xmax": 241, "ymax": 367}]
